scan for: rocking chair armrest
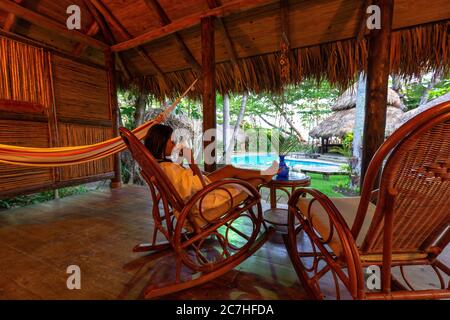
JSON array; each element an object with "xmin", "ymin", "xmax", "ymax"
[
  {"xmin": 370, "ymin": 189, "xmax": 379, "ymax": 204},
  {"xmin": 287, "ymin": 187, "xmax": 365, "ymax": 298},
  {"xmin": 288, "ymin": 187, "xmax": 361, "ymax": 260}
]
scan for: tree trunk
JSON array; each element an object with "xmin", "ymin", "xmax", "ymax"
[
  {"xmin": 258, "ymin": 114, "xmax": 291, "ymax": 135},
  {"xmin": 128, "ymin": 92, "xmax": 147, "ymax": 185},
  {"xmin": 227, "ymin": 92, "xmax": 247, "ymax": 155},
  {"xmin": 353, "ymin": 73, "xmax": 366, "ymax": 187},
  {"xmin": 222, "ymin": 93, "xmax": 230, "ymax": 159},
  {"xmin": 272, "ymin": 100, "xmax": 305, "ymax": 143},
  {"xmin": 419, "ymin": 70, "xmax": 442, "ymax": 105}
]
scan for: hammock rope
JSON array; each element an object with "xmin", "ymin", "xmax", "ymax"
[{"xmin": 0, "ymin": 79, "xmax": 199, "ymax": 167}]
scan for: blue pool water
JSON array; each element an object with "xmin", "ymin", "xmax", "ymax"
[{"xmin": 231, "ymin": 154, "xmax": 341, "ymax": 170}]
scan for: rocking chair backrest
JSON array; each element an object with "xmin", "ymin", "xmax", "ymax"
[
  {"xmin": 119, "ymin": 127, "xmax": 185, "ymax": 213},
  {"xmin": 354, "ymin": 101, "xmax": 450, "ymax": 254}
]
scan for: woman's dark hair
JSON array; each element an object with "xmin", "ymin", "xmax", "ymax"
[{"xmin": 144, "ymin": 124, "xmax": 174, "ymax": 161}]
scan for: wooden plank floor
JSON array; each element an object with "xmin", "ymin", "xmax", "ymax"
[{"xmin": 0, "ymin": 185, "xmax": 447, "ymax": 300}]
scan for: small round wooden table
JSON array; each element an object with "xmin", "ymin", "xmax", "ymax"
[{"xmin": 260, "ymin": 172, "xmax": 311, "ymax": 228}]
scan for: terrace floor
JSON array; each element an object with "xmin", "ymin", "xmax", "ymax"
[{"xmin": 0, "ymin": 185, "xmax": 448, "ymax": 299}]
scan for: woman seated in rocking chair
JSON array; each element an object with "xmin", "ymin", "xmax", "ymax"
[{"xmin": 144, "ymin": 124, "xmax": 278, "ymax": 227}]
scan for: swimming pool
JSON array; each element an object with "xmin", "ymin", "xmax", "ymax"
[{"xmin": 231, "ymin": 154, "xmax": 343, "ymax": 172}]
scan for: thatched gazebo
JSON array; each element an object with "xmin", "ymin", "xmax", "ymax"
[{"xmin": 309, "ymin": 85, "xmax": 405, "ymax": 153}]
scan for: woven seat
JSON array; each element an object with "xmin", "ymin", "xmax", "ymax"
[{"xmin": 284, "ymin": 100, "xmax": 450, "ymax": 300}]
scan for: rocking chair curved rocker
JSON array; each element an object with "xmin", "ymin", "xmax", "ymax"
[
  {"xmin": 284, "ymin": 100, "xmax": 450, "ymax": 300},
  {"xmin": 120, "ymin": 127, "xmax": 274, "ymax": 298}
]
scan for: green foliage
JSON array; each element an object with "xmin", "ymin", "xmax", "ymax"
[
  {"xmin": 271, "ymin": 132, "xmax": 298, "ymax": 155},
  {"xmin": 176, "ymin": 98, "xmax": 202, "ymax": 120},
  {"xmin": 330, "ymin": 132, "xmax": 353, "ymax": 157},
  {"xmin": 428, "ymin": 78, "xmax": 450, "ymax": 100},
  {"xmin": 402, "ymin": 75, "xmax": 450, "ymax": 110},
  {"xmin": 0, "ymin": 186, "xmax": 88, "ymax": 210}
]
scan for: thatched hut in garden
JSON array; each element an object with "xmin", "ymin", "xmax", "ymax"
[
  {"xmin": 309, "ymin": 85, "xmax": 405, "ymax": 153},
  {"xmin": 0, "ymin": 0, "xmax": 449, "ymax": 300}
]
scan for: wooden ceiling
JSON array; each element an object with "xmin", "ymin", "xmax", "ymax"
[{"xmin": 0, "ymin": 0, "xmax": 449, "ymax": 78}]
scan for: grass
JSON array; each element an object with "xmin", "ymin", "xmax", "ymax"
[
  {"xmin": 308, "ymin": 173, "xmax": 350, "ymax": 198},
  {"xmin": 260, "ymin": 173, "xmax": 350, "ymax": 205},
  {"xmin": 0, "ymin": 186, "xmax": 88, "ymax": 210}
]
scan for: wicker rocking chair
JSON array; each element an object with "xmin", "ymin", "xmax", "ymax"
[
  {"xmin": 120, "ymin": 127, "xmax": 274, "ymax": 298},
  {"xmin": 284, "ymin": 100, "xmax": 450, "ymax": 300}
]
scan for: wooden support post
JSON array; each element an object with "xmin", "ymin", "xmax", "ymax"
[
  {"xmin": 360, "ymin": 0, "xmax": 394, "ymax": 186},
  {"xmin": 201, "ymin": 16, "xmax": 217, "ymax": 173},
  {"xmin": 104, "ymin": 48, "xmax": 122, "ymax": 188}
]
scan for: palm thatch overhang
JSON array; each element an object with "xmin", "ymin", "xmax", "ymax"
[
  {"xmin": 309, "ymin": 86, "xmax": 405, "ymax": 139},
  {"xmin": 0, "ymin": 0, "xmax": 448, "ymax": 101}
]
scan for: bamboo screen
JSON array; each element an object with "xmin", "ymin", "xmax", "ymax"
[
  {"xmin": 58, "ymin": 123, "xmax": 114, "ymax": 181},
  {"xmin": 52, "ymin": 56, "xmax": 110, "ymax": 120},
  {"xmin": 0, "ymin": 37, "xmax": 51, "ymax": 109},
  {"xmin": 0, "ymin": 120, "xmax": 53, "ymax": 193},
  {"xmin": 0, "ymin": 37, "xmax": 115, "ymax": 198}
]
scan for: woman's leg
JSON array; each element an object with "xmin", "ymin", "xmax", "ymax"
[{"xmin": 207, "ymin": 163, "xmax": 278, "ymax": 184}]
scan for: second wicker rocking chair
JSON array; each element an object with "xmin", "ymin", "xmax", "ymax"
[{"xmin": 284, "ymin": 100, "xmax": 450, "ymax": 300}]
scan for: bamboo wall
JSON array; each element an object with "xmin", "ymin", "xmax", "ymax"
[{"xmin": 0, "ymin": 36, "xmax": 114, "ymax": 198}]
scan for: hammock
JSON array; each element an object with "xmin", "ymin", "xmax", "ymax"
[{"xmin": 0, "ymin": 79, "xmax": 198, "ymax": 167}]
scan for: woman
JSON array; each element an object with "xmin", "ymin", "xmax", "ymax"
[{"xmin": 144, "ymin": 124, "xmax": 278, "ymax": 225}]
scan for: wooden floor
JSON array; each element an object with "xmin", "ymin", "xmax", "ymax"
[{"xmin": 0, "ymin": 185, "xmax": 448, "ymax": 300}]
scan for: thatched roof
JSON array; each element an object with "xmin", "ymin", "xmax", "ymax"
[
  {"xmin": 397, "ymin": 92, "xmax": 450, "ymax": 127},
  {"xmin": 145, "ymin": 108, "xmax": 194, "ymax": 136},
  {"xmin": 331, "ymin": 84, "xmax": 404, "ymax": 111},
  {"xmin": 309, "ymin": 106, "xmax": 404, "ymax": 139},
  {"xmin": 0, "ymin": 0, "xmax": 448, "ymax": 100}
]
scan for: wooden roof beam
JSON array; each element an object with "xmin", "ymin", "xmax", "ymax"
[
  {"xmin": 0, "ymin": 0, "xmax": 108, "ymax": 50},
  {"xmin": 144, "ymin": 0, "xmax": 201, "ymax": 72},
  {"xmin": 111, "ymin": 0, "xmax": 278, "ymax": 53},
  {"xmin": 2, "ymin": 0, "xmax": 22, "ymax": 32},
  {"xmin": 356, "ymin": 0, "xmax": 372, "ymax": 41},
  {"xmin": 206, "ymin": 0, "xmax": 238, "ymax": 67},
  {"xmin": 280, "ymin": 0, "xmax": 289, "ymax": 45},
  {"xmin": 72, "ymin": 21, "xmax": 100, "ymax": 56},
  {"xmin": 88, "ymin": 0, "xmax": 165, "ymax": 77},
  {"xmin": 84, "ymin": 0, "xmax": 131, "ymax": 80}
]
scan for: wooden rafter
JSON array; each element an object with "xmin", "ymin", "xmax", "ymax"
[
  {"xmin": 88, "ymin": 0, "xmax": 165, "ymax": 77},
  {"xmin": 206, "ymin": 0, "xmax": 238, "ymax": 67},
  {"xmin": 111, "ymin": 0, "xmax": 277, "ymax": 52},
  {"xmin": 280, "ymin": 0, "xmax": 289, "ymax": 44},
  {"xmin": 144, "ymin": 0, "xmax": 200, "ymax": 72},
  {"xmin": 2, "ymin": 0, "xmax": 22, "ymax": 32},
  {"xmin": 84, "ymin": 0, "xmax": 131, "ymax": 80},
  {"xmin": 356, "ymin": 0, "xmax": 372, "ymax": 41},
  {"xmin": 0, "ymin": 0, "xmax": 107, "ymax": 50},
  {"xmin": 72, "ymin": 21, "xmax": 100, "ymax": 56}
]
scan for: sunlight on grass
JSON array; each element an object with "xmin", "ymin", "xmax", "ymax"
[{"xmin": 308, "ymin": 173, "xmax": 350, "ymax": 198}]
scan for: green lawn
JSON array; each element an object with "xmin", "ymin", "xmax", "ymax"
[
  {"xmin": 260, "ymin": 173, "xmax": 349, "ymax": 205},
  {"xmin": 308, "ymin": 173, "xmax": 350, "ymax": 198}
]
